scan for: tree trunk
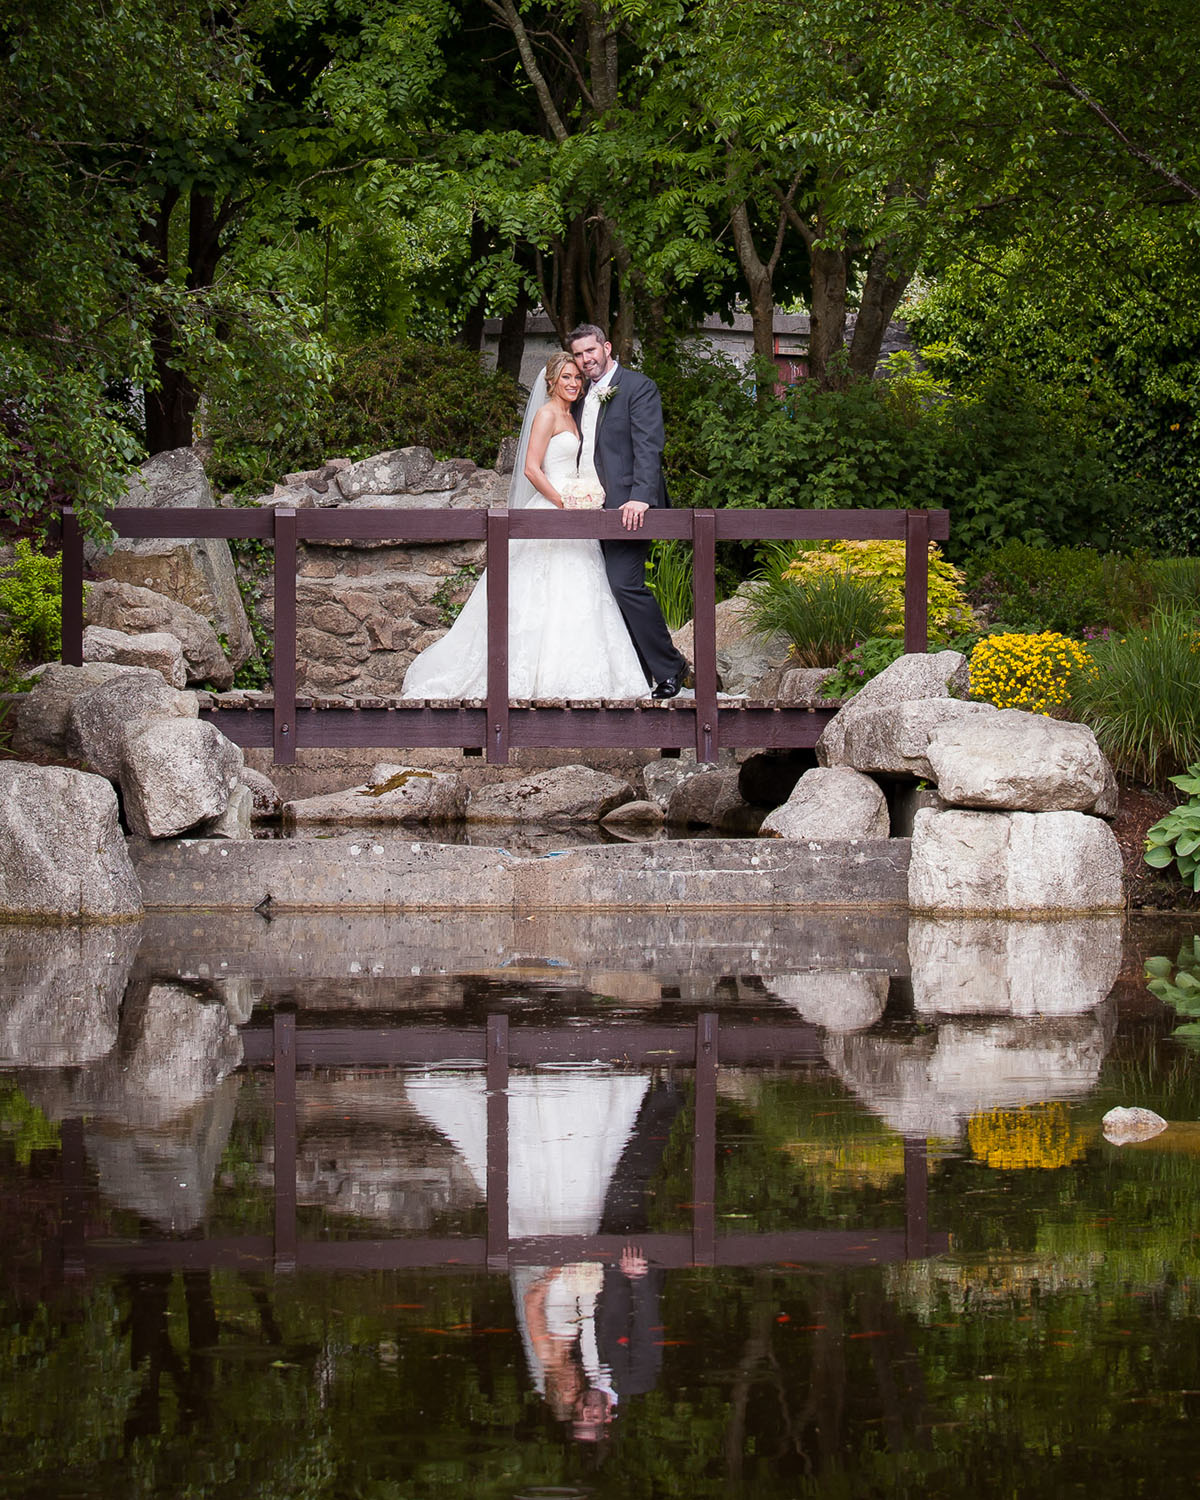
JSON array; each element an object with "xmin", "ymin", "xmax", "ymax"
[
  {"xmin": 612, "ymin": 240, "xmax": 635, "ymax": 362},
  {"xmin": 809, "ymin": 244, "xmax": 849, "ymax": 388},
  {"xmin": 458, "ymin": 217, "xmax": 490, "ymax": 351},
  {"xmin": 496, "ymin": 282, "xmax": 531, "ymax": 379},
  {"xmin": 849, "ymin": 243, "xmax": 913, "ymax": 377}
]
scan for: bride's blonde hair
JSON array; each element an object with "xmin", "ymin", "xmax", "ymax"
[{"xmin": 544, "ymin": 351, "xmax": 580, "ymax": 395}]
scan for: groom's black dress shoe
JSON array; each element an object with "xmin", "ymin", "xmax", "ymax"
[{"xmin": 652, "ymin": 673, "xmax": 684, "ymax": 699}]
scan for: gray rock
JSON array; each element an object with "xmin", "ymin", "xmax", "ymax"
[
  {"xmin": 283, "ymin": 763, "xmax": 467, "ymax": 825},
  {"xmin": 9, "ymin": 661, "xmax": 140, "ymax": 761},
  {"xmin": 818, "ymin": 649, "xmax": 971, "ymax": 765},
  {"xmin": 239, "ymin": 767, "xmax": 282, "ymax": 817},
  {"xmin": 760, "ymin": 766, "xmax": 889, "ymax": 840},
  {"xmin": 1102, "ymin": 1106, "xmax": 1169, "ymax": 1144},
  {"xmin": 84, "ymin": 577, "xmax": 233, "ymax": 688},
  {"xmin": 777, "ymin": 667, "xmax": 842, "ymax": 706},
  {"xmin": 65, "ymin": 670, "xmax": 198, "ymax": 780},
  {"xmin": 83, "ymin": 625, "xmax": 187, "ymax": 687},
  {"xmin": 0, "ymin": 923, "xmax": 141, "ymax": 1065},
  {"xmin": 908, "ymin": 807, "xmax": 1125, "ymax": 914},
  {"xmin": 335, "ymin": 447, "xmax": 459, "ymax": 500},
  {"xmin": 201, "ymin": 780, "xmax": 254, "ymax": 839},
  {"xmin": 830, "ymin": 698, "xmax": 993, "ymax": 779},
  {"xmin": 665, "ymin": 769, "xmax": 760, "ymax": 831},
  {"xmin": 927, "ymin": 710, "xmax": 1119, "ymax": 814},
  {"xmin": 670, "ymin": 592, "xmax": 793, "ymax": 695},
  {"xmin": 87, "ymin": 448, "xmax": 254, "ymax": 667},
  {"xmin": 761, "ymin": 970, "xmax": 889, "ymax": 1031},
  {"xmin": 909, "ymin": 916, "xmax": 1122, "ymax": 1015},
  {"xmin": 642, "ymin": 750, "xmax": 738, "ymax": 811},
  {"xmin": 600, "ymin": 799, "xmax": 666, "ymax": 829},
  {"xmin": 467, "ymin": 765, "xmax": 635, "ymax": 824},
  {"xmin": 119, "ymin": 718, "xmax": 244, "ymax": 837},
  {"xmin": 0, "ymin": 763, "xmax": 143, "ymax": 921}
]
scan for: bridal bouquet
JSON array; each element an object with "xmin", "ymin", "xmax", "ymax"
[{"xmin": 559, "ymin": 476, "xmax": 606, "ymax": 510}]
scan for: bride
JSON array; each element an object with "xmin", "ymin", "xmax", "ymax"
[{"xmin": 401, "ymin": 353, "xmax": 651, "ymax": 699}]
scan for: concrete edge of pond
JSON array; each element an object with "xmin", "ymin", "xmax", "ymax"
[{"xmin": 127, "ymin": 833, "xmax": 911, "ymax": 911}]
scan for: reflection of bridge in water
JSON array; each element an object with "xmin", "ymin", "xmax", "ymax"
[{"xmin": 61, "ymin": 1010, "xmax": 946, "ymax": 1280}]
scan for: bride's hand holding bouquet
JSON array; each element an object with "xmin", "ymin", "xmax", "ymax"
[{"xmin": 558, "ymin": 476, "xmax": 606, "ymax": 510}]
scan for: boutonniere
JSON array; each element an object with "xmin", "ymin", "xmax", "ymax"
[{"xmin": 598, "ymin": 384, "xmax": 619, "ymax": 405}]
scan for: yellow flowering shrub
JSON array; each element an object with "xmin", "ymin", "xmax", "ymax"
[
  {"xmin": 968, "ymin": 1103, "xmax": 1091, "ymax": 1171},
  {"xmin": 782, "ymin": 539, "xmax": 973, "ymax": 643},
  {"xmin": 969, "ymin": 630, "xmax": 1096, "ymax": 715}
]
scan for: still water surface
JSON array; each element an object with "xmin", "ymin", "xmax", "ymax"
[{"xmin": 2, "ymin": 911, "xmax": 1200, "ymax": 1499}]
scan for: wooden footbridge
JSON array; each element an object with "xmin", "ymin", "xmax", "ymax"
[{"xmin": 62, "ymin": 504, "xmax": 950, "ymax": 765}]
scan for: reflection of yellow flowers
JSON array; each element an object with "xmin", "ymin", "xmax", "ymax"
[
  {"xmin": 969, "ymin": 631, "xmax": 1095, "ymax": 715},
  {"xmin": 968, "ymin": 1103, "xmax": 1091, "ymax": 1170},
  {"xmin": 784, "ymin": 1137, "xmax": 907, "ymax": 1187}
]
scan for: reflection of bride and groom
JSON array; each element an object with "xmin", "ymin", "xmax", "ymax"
[
  {"xmin": 406, "ymin": 1062, "xmax": 681, "ymax": 1440},
  {"xmin": 402, "ymin": 324, "xmax": 691, "ymax": 701}
]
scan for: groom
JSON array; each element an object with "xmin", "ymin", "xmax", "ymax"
[{"xmin": 567, "ymin": 323, "xmax": 690, "ymax": 698}]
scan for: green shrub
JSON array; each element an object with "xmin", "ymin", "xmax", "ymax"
[
  {"xmin": 966, "ymin": 540, "xmax": 1156, "ymax": 637},
  {"xmin": 783, "ymin": 539, "xmax": 973, "ymax": 643},
  {"xmin": 1067, "ymin": 607, "xmax": 1200, "ymax": 786},
  {"xmin": 1144, "ymin": 767, "xmax": 1200, "ymax": 894},
  {"xmin": 1145, "ymin": 938, "xmax": 1200, "ymax": 1037},
  {"xmin": 0, "ymin": 539, "xmax": 69, "ymax": 661},
  {"xmin": 1148, "ymin": 557, "xmax": 1200, "ymax": 615},
  {"xmin": 742, "ymin": 566, "xmax": 892, "ymax": 669},
  {"xmin": 820, "ymin": 636, "xmax": 906, "ymax": 698},
  {"xmin": 210, "ymin": 335, "xmax": 523, "ymax": 495}
]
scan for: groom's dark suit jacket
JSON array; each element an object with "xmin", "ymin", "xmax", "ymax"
[{"xmin": 575, "ymin": 367, "xmax": 669, "ymax": 510}]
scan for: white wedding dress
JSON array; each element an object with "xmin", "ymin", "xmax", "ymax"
[{"xmin": 401, "ymin": 431, "xmax": 650, "ymax": 699}]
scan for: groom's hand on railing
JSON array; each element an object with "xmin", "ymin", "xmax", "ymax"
[{"xmin": 619, "ymin": 500, "xmax": 649, "ymax": 531}]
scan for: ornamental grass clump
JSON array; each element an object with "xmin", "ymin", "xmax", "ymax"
[
  {"xmin": 1066, "ymin": 606, "xmax": 1200, "ymax": 786},
  {"xmin": 782, "ymin": 539, "xmax": 973, "ymax": 643},
  {"xmin": 743, "ymin": 567, "xmax": 892, "ymax": 668},
  {"xmin": 969, "ymin": 630, "xmax": 1094, "ymax": 715}
]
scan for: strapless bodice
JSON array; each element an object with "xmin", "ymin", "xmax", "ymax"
[{"xmin": 542, "ymin": 430, "xmax": 580, "ymax": 487}]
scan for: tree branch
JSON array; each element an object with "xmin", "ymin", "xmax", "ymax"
[{"xmin": 482, "ymin": 0, "xmax": 570, "ymax": 143}]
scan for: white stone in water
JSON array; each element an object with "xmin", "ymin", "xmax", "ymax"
[{"xmin": 1102, "ymin": 1106, "xmax": 1168, "ymax": 1144}]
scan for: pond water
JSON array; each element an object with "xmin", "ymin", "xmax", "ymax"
[{"xmin": 2, "ymin": 910, "xmax": 1200, "ymax": 1500}]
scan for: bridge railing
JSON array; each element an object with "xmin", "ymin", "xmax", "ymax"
[{"xmin": 61, "ymin": 504, "xmax": 950, "ymax": 765}]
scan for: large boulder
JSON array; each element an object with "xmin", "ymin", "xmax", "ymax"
[
  {"xmin": 817, "ymin": 650, "xmax": 971, "ymax": 765},
  {"xmin": 467, "ymin": 764, "xmax": 634, "ymax": 824},
  {"xmin": 239, "ymin": 767, "xmax": 282, "ymax": 818},
  {"xmin": 670, "ymin": 592, "xmax": 792, "ymax": 694},
  {"xmin": 759, "ymin": 766, "xmax": 889, "ymax": 840},
  {"xmin": 65, "ymin": 670, "xmax": 198, "ymax": 780},
  {"xmin": 908, "ymin": 916, "xmax": 1122, "ymax": 1016},
  {"xmin": 283, "ymin": 763, "xmax": 467, "ymax": 825},
  {"xmin": 9, "ymin": 661, "xmax": 139, "ymax": 761},
  {"xmin": 0, "ymin": 923, "xmax": 141, "ymax": 1065},
  {"xmin": 761, "ymin": 969, "xmax": 889, "ymax": 1032},
  {"xmin": 926, "ymin": 709, "xmax": 1118, "ymax": 815},
  {"xmin": 908, "ymin": 807, "xmax": 1124, "ymax": 914},
  {"xmin": 86, "ymin": 447, "xmax": 254, "ymax": 667},
  {"xmin": 84, "ymin": 577, "xmax": 233, "ymax": 689},
  {"xmin": 200, "ymin": 780, "xmax": 254, "ymax": 839},
  {"xmin": 829, "ymin": 698, "xmax": 993, "ymax": 779},
  {"xmin": 0, "ymin": 763, "xmax": 143, "ymax": 921},
  {"xmin": 119, "ymin": 718, "xmax": 244, "ymax": 837},
  {"xmin": 83, "ymin": 625, "xmax": 187, "ymax": 688},
  {"xmin": 665, "ymin": 768, "xmax": 760, "ymax": 832}
]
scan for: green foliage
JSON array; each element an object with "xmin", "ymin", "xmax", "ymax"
[
  {"xmin": 0, "ymin": 1085, "xmax": 59, "ymax": 1165},
  {"xmin": 0, "ymin": 539, "xmax": 71, "ymax": 661},
  {"xmin": 1144, "ymin": 766, "xmax": 1200, "ymax": 892},
  {"xmin": 430, "ymin": 562, "xmax": 483, "ymax": 627},
  {"xmin": 1145, "ymin": 937, "xmax": 1200, "ymax": 1039},
  {"xmin": 1148, "ymin": 556, "xmax": 1200, "ymax": 612},
  {"xmin": 966, "ymin": 539, "xmax": 1158, "ymax": 636},
  {"xmin": 646, "ymin": 541, "xmax": 695, "ymax": 631},
  {"xmin": 1068, "ymin": 608, "xmax": 1200, "ymax": 787},
  {"xmin": 210, "ymin": 336, "xmax": 523, "ymax": 494},
  {"xmin": 229, "ymin": 537, "xmax": 273, "ymax": 689},
  {"xmin": 819, "ymin": 636, "xmax": 906, "ymax": 698},
  {"xmin": 783, "ymin": 538, "xmax": 973, "ymax": 643},
  {"xmin": 742, "ymin": 564, "xmax": 892, "ymax": 669}
]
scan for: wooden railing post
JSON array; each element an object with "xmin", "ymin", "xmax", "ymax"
[
  {"xmin": 692, "ymin": 511, "xmax": 719, "ymax": 761},
  {"xmin": 486, "ymin": 508, "xmax": 511, "ymax": 764},
  {"xmin": 272, "ymin": 507, "xmax": 298, "ymax": 765},
  {"xmin": 61, "ymin": 508, "xmax": 85, "ymax": 667},
  {"xmin": 903, "ymin": 508, "xmax": 930, "ymax": 655},
  {"xmin": 486, "ymin": 1013, "xmax": 510, "ymax": 1271},
  {"xmin": 692, "ymin": 1013, "xmax": 718, "ymax": 1266},
  {"xmin": 904, "ymin": 1138, "xmax": 929, "ymax": 1259},
  {"xmin": 272, "ymin": 1007, "xmax": 298, "ymax": 1273}
]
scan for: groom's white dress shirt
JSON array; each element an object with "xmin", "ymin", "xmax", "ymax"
[{"xmin": 579, "ymin": 361, "xmax": 618, "ymax": 482}]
